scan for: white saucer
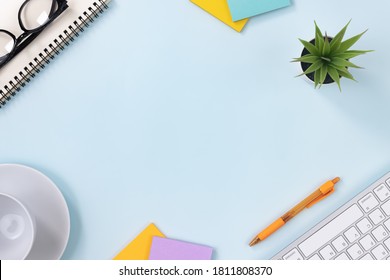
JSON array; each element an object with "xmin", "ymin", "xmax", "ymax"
[{"xmin": 0, "ymin": 164, "xmax": 70, "ymax": 260}]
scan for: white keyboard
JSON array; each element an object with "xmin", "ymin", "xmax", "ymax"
[{"xmin": 272, "ymin": 172, "xmax": 390, "ymax": 260}]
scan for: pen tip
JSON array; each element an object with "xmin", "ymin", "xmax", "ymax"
[
  {"xmin": 249, "ymin": 237, "xmax": 261, "ymax": 247},
  {"xmin": 332, "ymin": 177, "xmax": 341, "ymax": 184}
]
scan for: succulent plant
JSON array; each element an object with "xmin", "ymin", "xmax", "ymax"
[{"xmin": 293, "ymin": 21, "xmax": 372, "ymax": 90}]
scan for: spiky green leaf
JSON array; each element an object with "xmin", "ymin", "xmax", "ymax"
[
  {"xmin": 319, "ymin": 64, "xmax": 328, "ymax": 86},
  {"xmin": 329, "ymin": 20, "xmax": 351, "ymax": 53},
  {"xmin": 292, "ymin": 54, "xmax": 320, "ymax": 64},
  {"xmin": 337, "ymin": 30, "xmax": 368, "ymax": 53},
  {"xmin": 314, "ymin": 21, "xmax": 324, "ymax": 51},
  {"xmin": 338, "ymin": 69, "xmax": 356, "ymax": 81},
  {"xmin": 334, "ymin": 50, "xmax": 373, "ymax": 60},
  {"xmin": 322, "ymin": 35, "xmax": 331, "ymax": 56},
  {"xmin": 327, "ymin": 66, "xmax": 342, "ymax": 91},
  {"xmin": 314, "ymin": 68, "xmax": 321, "ymax": 88},
  {"xmin": 331, "ymin": 57, "xmax": 363, "ymax": 68},
  {"xmin": 299, "ymin": 39, "xmax": 319, "ymax": 56},
  {"xmin": 299, "ymin": 60, "xmax": 324, "ymax": 76},
  {"xmin": 328, "ymin": 63, "xmax": 350, "ymax": 75}
]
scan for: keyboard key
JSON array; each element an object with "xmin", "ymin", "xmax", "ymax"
[
  {"xmin": 308, "ymin": 254, "xmax": 321, "ymax": 260},
  {"xmin": 344, "ymin": 227, "xmax": 360, "ymax": 243},
  {"xmin": 372, "ymin": 226, "xmax": 389, "ymax": 242},
  {"xmin": 332, "ymin": 236, "xmax": 348, "ymax": 252},
  {"xmin": 384, "ymin": 238, "xmax": 390, "ymax": 251},
  {"xmin": 372, "ymin": 244, "xmax": 388, "ymax": 260},
  {"xmin": 283, "ymin": 248, "xmax": 303, "ymax": 260},
  {"xmin": 298, "ymin": 205, "xmax": 363, "ymax": 257},
  {"xmin": 374, "ymin": 184, "xmax": 390, "ymax": 201},
  {"xmin": 360, "ymin": 254, "xmax": 374, "ymax": 260},
  {"xmin": 385, "ymin": 219, "xmax": 390, "ymax": 232},
  {"xmin": 335, "ymin": 253, "xmax": 350, "ymax": 260},
  {"xmin": 358, "ymin": 193, "xmax": 379, "ymax": 213},
  {"xmin": 347, "ymin": 244, "xmax": 364, "ymax": 259},
  {"xmin": 319, "ymin": 245, "xmax": 336, "ymax": 260},
  {"xmin": 382, "ymin": 200, "xmax": 390, "ymax": 215},
  {"xmin": 357, "ymin": 218, "xmax": 373, "ymax": 234},
  {"xmin": 369, "ymin": 209, "xmax": 386, "ymax": 225},
  {"xmin": 359, "ymin": 234, "xmax": 376, "ymax": 250}
]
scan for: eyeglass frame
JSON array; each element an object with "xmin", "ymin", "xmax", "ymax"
[{"xmin": 0, "ymin": 0, "xmax": 69, "ymax": 69}]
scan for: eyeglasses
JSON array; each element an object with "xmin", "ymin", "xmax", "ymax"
[{"xmin": 0, "ymin": 0, "xmax": 68, "ymax": 69}]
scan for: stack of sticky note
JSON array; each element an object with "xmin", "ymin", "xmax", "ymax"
[
  {"xmin": 113, "ymin": 223, "xmax": 213, "ymax": 260},
  {"xmin": 190, "ymin": 0, "xmax": 291, "ymax": 32}
]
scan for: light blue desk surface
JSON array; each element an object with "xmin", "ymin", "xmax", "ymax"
[{"xmin": 1, "ymin": 0, "xmax": 390, "ymax": 260}]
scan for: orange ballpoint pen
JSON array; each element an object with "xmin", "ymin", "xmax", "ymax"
[{"xmin": 249, "ymin": 177, "xmax": 340, "ymax": 247}]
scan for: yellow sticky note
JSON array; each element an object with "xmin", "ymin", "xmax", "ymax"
[
  {"xmin": 190, "ymin": 0, "xmax": 249, "ymax": 32},
  {"xmin": 113, "ymin": 223, "xmax": 165, "ymax": 260}
]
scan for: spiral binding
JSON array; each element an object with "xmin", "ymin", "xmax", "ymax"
[{"xmin": 0, "ymin": 0, "xmax": 110, "ymax": 108}]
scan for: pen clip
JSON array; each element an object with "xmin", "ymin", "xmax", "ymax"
[{"xmin": 305, "ymin": 187, "xmax": 335, "ymax": 208}]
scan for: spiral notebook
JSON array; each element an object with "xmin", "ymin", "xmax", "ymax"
[{"xmin": 0, "ymin": 0, "xmax": 111, "ymax": 108}]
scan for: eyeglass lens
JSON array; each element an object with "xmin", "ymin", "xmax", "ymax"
[
  {"xmin": 20, "ymin": 0, "xmax": 57, "ymax": 31},
  {"xmin": 0, "ymin": 31, "xmax": 14, "ymax": 59}
]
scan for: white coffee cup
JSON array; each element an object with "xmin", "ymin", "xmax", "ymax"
[{"xmin": 0, "ymin": 193, "xmax": 36, "ymax": 259}]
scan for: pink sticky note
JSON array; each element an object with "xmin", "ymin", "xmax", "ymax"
[{"xmin": 148, "ymin": 237, "xmax": 213, "ymax": 260}]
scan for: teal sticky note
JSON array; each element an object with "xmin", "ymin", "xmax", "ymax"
[{"xmin": 227, "ymin": 0, "xmax": 291, "ymax": 21}]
